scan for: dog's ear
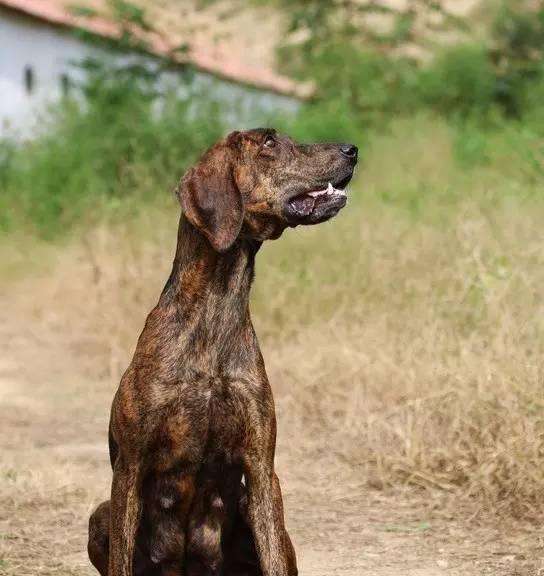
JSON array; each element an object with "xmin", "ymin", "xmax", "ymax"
[{"xmin": 177, "ymin": 140, "xmax": 244, "ymax": 252}]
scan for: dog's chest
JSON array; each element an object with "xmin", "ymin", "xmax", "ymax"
[
  {"xmin": 151, "ymin": 375, "xmax": 264, "ymax": 471},
  {"xmin": 205, "ymin": 376, "xmax": 257, "ymax": 456}
]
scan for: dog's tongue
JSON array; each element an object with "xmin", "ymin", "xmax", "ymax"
[{"xmin": 290, "ymin": 195, "xmax": 315, "ymax": 216}]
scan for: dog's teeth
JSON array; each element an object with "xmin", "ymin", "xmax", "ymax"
[
  {"xmin": 308, "ymin": 183, "xmax": 348, "ymax": 198},
  {"xmin": 309, "ymin": 189, "xmax": 328, "ymax": 197}
]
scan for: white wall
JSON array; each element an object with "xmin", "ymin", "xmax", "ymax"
[
  {"xmin": 0, "ymin": 9, "xmax": 95, "ymax": 135},
  {"xmin": 0, "ymin": 8, "xmax": 298, "ymax": 138}
]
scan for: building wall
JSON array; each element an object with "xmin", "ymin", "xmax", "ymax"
[
  {"xmin": 0, "ymin": 9, "xmax": 94, "ymax": 135},
  {"xmin": 0, "ymin": 8, "xmax": 298, "ymax": 137}
]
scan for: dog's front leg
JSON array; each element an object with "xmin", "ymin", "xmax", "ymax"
[
  {"xmin": 108, "ymin": 457, "xmax": 142, "ymax": 576},
  {"xmin": 244, "ymin": 448, "xmax": 290, "ymax": 576}
]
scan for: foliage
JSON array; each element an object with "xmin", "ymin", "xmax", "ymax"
[
  {"xmin": 278, "ymin": 0, "xmax": 468, "ymax": 54},
  {"xmin": 72, "ymin": 0, "xmax": 162, "ymax": 51},
  {"xmin": 0, "ymin": 73, "xmax": 224, "ymax": 237},
  {"xmin": 418, "ymin": 45, "xmax": 497, "ymax": 117},
  {"xmin": 282, "ymin": 40, "xmax": 419, "ymax": 124},
  {"xmin": 0, "ymin": 1, "xmax": 220, "ymax": 237},
  {"xmin": 275, "ymin": 0, "xmax": 544, "ymax": 124},
  {"xmin": 2, "ymin": 0, "xmax": 544, "ymax": 237},
  {"xmin": 491, "ymin": 0, "xmax": 544, "ymax": 115}
]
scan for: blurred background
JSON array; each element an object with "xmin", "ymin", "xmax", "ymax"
[{"xmin": 1, "ymin": 1, "xmax": 543, "ymax": 575}]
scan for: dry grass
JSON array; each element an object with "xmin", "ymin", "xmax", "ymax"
[{"xmin": 3, "ymin": 116, "xmax": 544, "ymax": 529}]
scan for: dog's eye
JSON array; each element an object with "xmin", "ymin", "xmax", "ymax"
[{"xmin": 263, "ymin": 137, "xmax": 276, "ymax": 148}]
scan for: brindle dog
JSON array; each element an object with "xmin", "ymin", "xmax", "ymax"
[{"xmin": 87, "ymin": 128, "xmax": 358, "ymax": 576}]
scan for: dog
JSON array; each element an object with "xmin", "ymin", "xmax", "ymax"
[{"xmin": 87, "ymin": 128, "xmax": 358, "ymax": 576}]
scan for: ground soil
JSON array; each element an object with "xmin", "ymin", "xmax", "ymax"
[{"xmin": 0, "ymin": 307, "xmax": 542, "ymax": 576}]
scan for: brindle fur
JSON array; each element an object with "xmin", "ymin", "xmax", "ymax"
[{"xmin": 88, "ymin": 128, "xmax": 357, "ymax": 576}]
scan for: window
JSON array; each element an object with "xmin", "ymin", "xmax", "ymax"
[
  {"xmin": 24, "ymin": 65, "xmax": 35, "ymax": 94},
  {"xmin": 60, "ymin": 73, "xmax": 71, "ymax": 96}
]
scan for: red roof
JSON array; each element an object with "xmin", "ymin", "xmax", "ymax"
[{"xmin": 0, "ymin": 0, "xmax": 312, "ymax": 98}]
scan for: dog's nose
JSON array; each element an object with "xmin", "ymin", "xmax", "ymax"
[{"xmin": 340, "ymin": 144, "xmax": 358, "ymax": 159}]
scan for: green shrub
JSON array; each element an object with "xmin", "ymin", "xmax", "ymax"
[
  {"xmin": 282, "ymin": 40, "xmax": 419, "ymax": 125},
  {"xmin": 276, "ymin": 2, "xmax": 544, "ymax": 123},
  {"xmin": 491, "ymin": 1, "xmax": 544, "ymax": 116},
  {"xmin": 0, "ymin": 68, "xmax": 225, "ymax": 237},
  {"xmin": 280, "ymin": 97, "xmax": 364, "ymax": 145},
  {"xmin": 418, "ymin": 45, "xmax": 497, "ymax": 118}
]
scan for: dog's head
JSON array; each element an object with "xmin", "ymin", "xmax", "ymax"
[{"xmin": 177, "ymin": 128, "xmax": 358, "ymax": 252}]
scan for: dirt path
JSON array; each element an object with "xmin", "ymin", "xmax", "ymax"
[{"xmin": 0, "ymin": 310, "xmax": 541, "ymax": 576}]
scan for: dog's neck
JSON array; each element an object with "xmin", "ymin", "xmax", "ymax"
[{"xmin": 157, "ymin": 215, "xmax": 261, "ymax": 373}]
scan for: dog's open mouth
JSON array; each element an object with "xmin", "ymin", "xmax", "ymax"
[{"xmin": 287, "ymin": 177, "xmax": 351, "ymax": 224}]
